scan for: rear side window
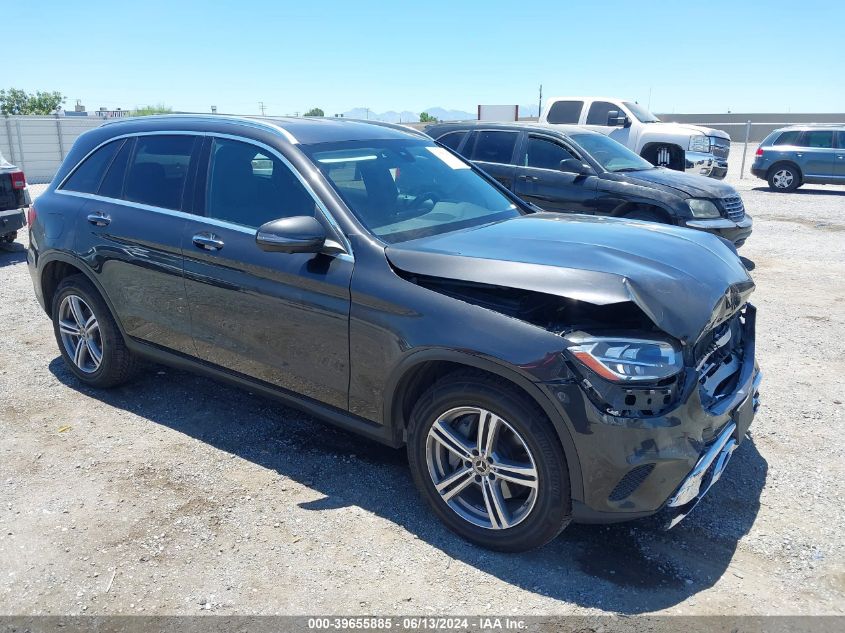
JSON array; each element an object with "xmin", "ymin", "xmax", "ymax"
[
  {"xmin": 586, "ymin": 101, "xmax": 618, "ymax": 125},
  {"xmin": 437, "ymin": 131, "xmax": 467, "ymax": 151},
  {"xmin": 838, "ymin": 131, "xmax": 845, "ymax": 149},
  {"xmin": 62, "ymin": 140, "xmax": 122, "ymax": 193},
  {"xmin": 546, "ymin": 100, "xmax": 583, "ymax": 124},
  {"xmin": 124, "ymin": 135, "xmax": 197, "ymax": 210},
  {"xmin": 802, "ymin": 131, "xmax": 834, "ymax": 148},
  {"xmin": 98, "ymin": 139, "xmax": 133, "ymax": 199},
  {"xmin": 526, "ymin": 136, "xmax": 577, "ymax": 169},
  {"xmin": 462, "ymin": 131, "xmax": 518, "ymax": 164},
  {"xmin": 205, "ymin": 138, "xmax": 316, "ymax": 228},
  {"xmin": 772, "ymin": 130, "xmax": 801, "ymax": 146}
]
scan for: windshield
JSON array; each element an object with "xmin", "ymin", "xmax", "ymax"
[
  {"xmin": 301, "ymin": 139, "xmax": 523, "ymax": 243},
  {"xmin": 623, "ymin": 102, "xmax": 660, "ymax": 123},
  {"xmin": 571, "ymin": 133, "xmax": 655, "ymax": 173}
]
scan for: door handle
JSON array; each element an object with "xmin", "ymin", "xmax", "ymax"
[
  {"xmin": 192, "ymin": 232, "xmax": 225, "ymax": 251},
  {"xmin": 86, "ymin": 211, "xmax": 111, "ymax": 227},
  {"xmin": 518, "ymin": 174, "xmax": 539, "ymax": 182}
]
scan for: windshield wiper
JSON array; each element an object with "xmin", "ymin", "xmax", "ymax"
[{"xmin": 613, "ymin": 167, "xmax": 650, "ymax": 173}]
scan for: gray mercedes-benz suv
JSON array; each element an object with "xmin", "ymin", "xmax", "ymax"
[{"xmin": 751, "ymin": 125, "xmax": 845, "ymax": 191}]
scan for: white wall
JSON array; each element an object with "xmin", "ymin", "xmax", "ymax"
[{"xmin": 1, "ymin": 116, "xmax": 107, "ymax": 184}]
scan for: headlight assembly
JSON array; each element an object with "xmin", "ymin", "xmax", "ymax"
[
  {"xmin": 687, "ymin": 198, "xmax": 721, "ymax": 218},
  {"xmin": 566, "ymin": 335, "xmax": 683, "ymax": 383},
  {"xmin": 689, "ymin": 135, "xmax": 711, "ymax": 153}
]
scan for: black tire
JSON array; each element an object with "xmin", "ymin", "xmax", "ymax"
[
  {"xmin": 51, "ymin": 274, "xmax": 138, "ymax": 388},
  {"xmin": 407, "ymin": 370, "xmax": 571, "ymax": 552},
  {"xmin": 625, "ymin": 209, "xmax": 665, "ymax": 224},
  {"xmin": 767, "ymin": 163, "xmax": 801, "ymax": 192}
]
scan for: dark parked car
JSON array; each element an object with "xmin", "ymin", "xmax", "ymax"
[
  {"xmin": 28, "ymin": 115, "xmax": 761, "ymax": 551},
  {"xmin": 426, "ymin": 122, "xmax": 753, "ymax": 247},
  {"xmin": 0, "ymin": 151, "xmax": 30, "ymax": 245},
  {"xmin": 751, "ymin": 125, "xmax": 845, "ymax": 191}
]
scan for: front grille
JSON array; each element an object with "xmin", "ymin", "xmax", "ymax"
[
  {"xmin": 608, "ymin": 463, "xmax": 655, "ymax": 501},
  {"xmin": 721, "ymin": 195, "xmax": 745, "ymax": 222},
  {"xmin": 711, "ymin": 138, "xmax": 730, "ymax": 159}
]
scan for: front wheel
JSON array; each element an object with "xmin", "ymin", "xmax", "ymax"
[{"xmin": 407, "ymin": 371, "xmax": 571, "ymax": 551}]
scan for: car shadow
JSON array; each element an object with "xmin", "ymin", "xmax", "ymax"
[
  {"xmin": 751, "ymin": 186, "xmax": 845, "ymax": 196},
  {"xmin": 0, "ymin": 241, "xmax": 27, "ymax": 267},
  {"xmin": 49, "ymin": 358, "xmax": 768, "ymax": 614}
]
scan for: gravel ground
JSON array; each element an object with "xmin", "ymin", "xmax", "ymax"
[{"xmin": 1, "ymin": 144, "xmax": 844, "ymax": 616}]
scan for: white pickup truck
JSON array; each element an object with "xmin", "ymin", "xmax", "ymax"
[{"xmin": 539, "ymin": 97, "xmax": 731, "ymax": 179}]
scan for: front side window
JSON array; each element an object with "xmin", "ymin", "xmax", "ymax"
[
  {"xmin": 206, "ymin": 138, "xmax": 315, "ymax": 228},
  {"xmin": 124, "ymin": 135, "xmax": 197, "ymax": 210},
  {"xmin": 526, "ymin": 136, "xmax": 577, "ymax": 170},
  {"xmin": 546, "ymin": 100, "xmax": 583, "ymax": 124},
  {"xmin": 570, "ymin": 133, "xmax": 654, "ymax": 173},
  {"xmin": 462, "ymin": 131, "xmax": 518, "ymax": 164},
  {"xmin": 437, "ymin": 131, "xmax": 467, "ymax": 151},
  {"xmin": 802, "ymin": 131, "xmax": 834, "ymax": 148},
  {"xmin": 301, "ymin": 139, "xmax": 522, "ymax": 244},
  {"xmin": 586, "ymin": 101, "xmax": 619, "ymax": 126},
  {"xmin": 62, "ymin": 140, "xmax": 123, "ymax": 194},
  {"xmin": 773, "ymin": 130, "xmax": 802, "ymax": 146}
]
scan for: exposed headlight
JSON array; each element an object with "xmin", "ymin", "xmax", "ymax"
[
  {"xmin": 687, "ymin": 198, "xmax": 721, "ymax": 218},
  {"xmin": 689, "ymin": 135, "xmax": 711, "ymax": 153},
  {"xmin": 566, "ymin": 335, "xmax": 682, "ymax": 383}
]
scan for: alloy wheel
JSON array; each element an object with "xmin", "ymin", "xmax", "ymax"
[
  {"xmin": 425, "ymin": 406, "xmax": 539, "ymax": 530},
  {"xmin": 773, "ymin": 169, "xmax": 794, "ymax": 189},
  {"xmin": 58, "ymin": 295, "xmax": 103, "ymax": 374}
]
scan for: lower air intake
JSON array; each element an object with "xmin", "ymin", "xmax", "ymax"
[{"xmin": 608, "ymin": 463, "xmax": 655, "ymax": 502}]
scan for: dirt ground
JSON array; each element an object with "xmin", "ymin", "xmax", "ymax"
[{"xmin": 1, "ymin": 145, "xmax": 844, "ymax": 616}]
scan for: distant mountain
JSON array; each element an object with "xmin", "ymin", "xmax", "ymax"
[{"xmin": 341, "ymin": 106, "xmax": 475, "ymax": 123}]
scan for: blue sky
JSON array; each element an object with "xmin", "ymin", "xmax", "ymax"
[{"xmin": 11, "ymin": 0, "xmax": 842, "ymax": 116}]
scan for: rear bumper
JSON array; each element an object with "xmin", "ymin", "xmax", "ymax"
[
  {"xmin": 685, "ymin": 214, "xmax": 753, "ymax": 247},
  {"xmin": 684, "ymin": 151, "xmax": 728, "ymax": 179},
  {"xmin": 0, "ymin": 208, "xmax": 25, "ymax": 237}
]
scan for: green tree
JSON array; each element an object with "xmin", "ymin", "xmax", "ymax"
[
  {"xmin": 0, "ymin": 88, "xmax": 65, "ymax": 115},
  {"xmin": 131, "ymin": 104, "xmax": 173, "ymax": 116},
  {"xmin": 303, "ymin": 107, "xmax": 324, "ymax": 117},
  {"xmin": 419, "ymin": 112, "xmax": 438, "ymax": 123}
]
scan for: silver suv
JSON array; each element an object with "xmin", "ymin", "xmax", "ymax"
[{"xmin": 751, "ymin": 125, "xmax": 845, "ymax": 191}]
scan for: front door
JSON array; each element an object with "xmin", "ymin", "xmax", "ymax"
[
  {"xmin": 182, "ymin": 136, "xmax": 352, "ymax": 410},
  {"xmin": 512, "ymin": 134, "xmax": 598, "ymax": 213},
  {"xmin": 835, "ymin": 131, "xmax": 845, "ymax": 179}
]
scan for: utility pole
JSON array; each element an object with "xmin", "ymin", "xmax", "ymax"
[
  {"xmin": 365, "ymin": 108, "xmax": 370, "ymax": 120},
  {"xmin": 538, "ymin": 84, "xmax": 542, "ymax": 118},
  {"xmin": 259, "ymin": 101, "xmax": 266, "ymax": 116},
  {"xmin": 647, "ymin": 87, "xmax": 652, "ymax": 111}
]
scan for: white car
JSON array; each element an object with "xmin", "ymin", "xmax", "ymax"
[{"xmin": 539, "ymin": 97, "xmax": 730, "ymax": 179}]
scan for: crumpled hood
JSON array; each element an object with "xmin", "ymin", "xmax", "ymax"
[
  {"xmin": 650, "ymin": 121, "xmax": 731, "ymax": 141},
  {"xmin": 619, "ymin": 167, "xmax": 739, "ymax": 198},
  {"xmin": 386, "ymin": 213, "xmax": 754, "ymax": 344}
]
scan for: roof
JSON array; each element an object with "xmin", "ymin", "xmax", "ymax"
[{"xmin": 100, "ymin": 114, "xmax": 428, "ymax": 145}]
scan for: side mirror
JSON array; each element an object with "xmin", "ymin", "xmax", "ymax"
[
  {"xmin": 256, "ymin": 216, "xmax": 327, "ymax": 253},
  {"xmin": 606, "ymin": 110, "xmax": 629, "ymax": 127},
  {"xmin": 559, "ymin": 158, "xmax": 591, "ymax": 175}
]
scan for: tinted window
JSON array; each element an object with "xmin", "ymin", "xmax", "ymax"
[
  {"xmin": 546, "ymin": 100, "xmax": 583, "ymax": 124},
  {"xmin": 437, "ymin": 131, "xmax": 467, "ymax": 151},
  {"xmin": 463, "ymin": 131, "xmax": 517, "ymax": 164},
  {"xmin": 586, "ymin": 101, "xmax": 619, "ymax": 126},
  {"xmin": 773, "ymin": 130, "xmax": 801, "ymax": 146},
  {"xmin": 838, "ymin": 131, "xmax": 845, "ymax": 148},
  {"xmin": 526, "ymin": 136, "xmax": 576, "ymax": 169},
  {"xmin": 98, "ymin": 138, "xmax": 132, "ymax": 198},
  {"xmin": 62, "ymin": 140, "xmax": 122, "ymax": 193},
  {"xmin": 206, "ymin": 138, "xmax": 315, "ymax": 228},
  {"xmin": 124, "ymin": 135, "xmax": 196, "ymax": 210},
  {"xmin": 802, "ymin": 131, "xmax": 834, "ymax": 148}
]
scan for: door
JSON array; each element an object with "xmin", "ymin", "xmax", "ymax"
[
  {"xmin": 835, "ymin": 131, "xmax": 845, "ymax": 179},
  {"xmin": 512, "ymin": 134, "xmax": 598, "ymax": 213},
  {"xmin": 797, "ymin": 130, "xmax": 836, "ymax": 178},
  {"xmin": 584, "ymin": 100, "xmax": 632, "ymax": 147},
  {"xmin": 63, "ymin": 134, "xmax": 199, "ymax": 355},
  {"xmin": 461, "ymin": 130, "xmax": 519, "ymax": 189},
  {"xmin": 182, "ymin": 136, "xmax": 352, "ymax": 410}
]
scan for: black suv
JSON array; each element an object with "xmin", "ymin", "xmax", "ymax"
[
  {"xmin": 28, "ymin": 115, "xmax": 761, "ymax": 551},
  {"xmin": 426, "ymin": 122, "xmax": 753, "ymax": 247}
]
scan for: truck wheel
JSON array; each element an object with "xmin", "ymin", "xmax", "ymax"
[
  {"xmin": 642, "ymin": 145, "xmax": 682, "ymax": 171},
  {"xmin": 51, "ymin": 274, "xmax": 138, "ymax": 388},
  {"xmin": 767, "ymin": 163, "xmax": 801, "ymax": 192},
  {"xmin": 407, "ymin": 370, "xmax": 571, "ymax": 552}
]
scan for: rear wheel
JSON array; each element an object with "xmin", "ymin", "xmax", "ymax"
[
  {"xmin": 407, "ymin": 371, "xmax": 571, "ymax": 552},
  {"xmin": 51, "ymin": 275, "xmax": 138, "ymax": 388},
  {"xmin": 767, "ymin": 164, "xmax": 801, "ymax": 191}
]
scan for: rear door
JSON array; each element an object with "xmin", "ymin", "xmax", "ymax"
[
  {"xmin": 512, "ymin": 133, "xmax": 598, "ymax": 213},
  {"xmin": 460, "ymin": 130, "xmax": 519, "ymax": 189},
  {"xmin": 181, "ymin": 136, "xmax": 352, "ymax": 410},
  {"xmin": 797, "ymin": 130, "xmax": 836, "ymax": 178},
  {"xmin": 60, "ymin": 133, "xmax": 198, "ymax": 355}
]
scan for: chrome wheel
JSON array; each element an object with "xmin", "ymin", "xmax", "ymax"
[
  {"xmin": 425, "ymin": 406, "xmax": 539, "ymax": 530},
  {"xmin": 773, "ymin": 168, "xmax": 794, "ymax": 189},
  {"xmin": 58, "ymin": 295, "xmax": 103, "ymax": 374}
]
